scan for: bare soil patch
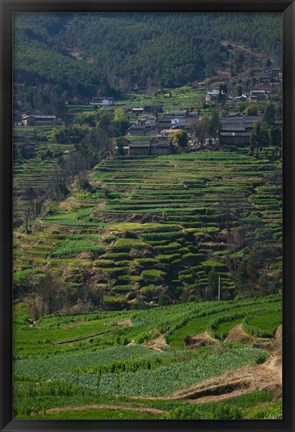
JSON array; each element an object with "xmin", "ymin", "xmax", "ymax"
[
  {"xmin": 112, "ymin": 319, "xmax": 133, "ymax": 328},
  {"xmin": 45, "ymin": 404, "xmax": 166, "ymax": 416},
  {"xmin": 170, "ymin": 352, "xmax": 282, "ymax": 404},
  {"xmin": 185, "ymin": 332, "xmax": 219, "ymax": 349},
  {"xmin": 224, "ymin": 324, "xmax": 254, "ymax": 344},
  {"xmin": 144, "ymin": 334, "xmax": 169, "ymax": 352}
]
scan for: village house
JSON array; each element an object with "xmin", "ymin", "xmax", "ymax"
[
  {"xmin": 156, "ymin": 116, "xmax": 174, "ymax": 131},
  {"xmin": 132, "ymin": 107, "xmax": 145, "ymax": 114},
  {"xmin": 168, "ymin": 110, "xmax": 188, "ymax": 117},
  {"xmin": 138, "ymin": 114, "xmax": 157, "ymax": 133},
  {"xmin": 272, "ymin": 68, "xmax": 282, "ymax": 81},
  {"xmin": 219, "ymin": 116, "xmax": 261, "ymax": 146},
  {"xmin": 170, "ymin": 116, "xmax": 186, "ymax": 126},
  {"xmin": 150, "ymin": 140, "xmax": 172, "ymax": 155},
  {"xmin": 249, "ymin": 90, "xmax": 268, "ymax": 101},
  {"xmin": 219, "ymin": 131, "xmax": 251, "ymax": 146},
  {"xmin": 115, "ymin": 138, "xmax": 172, "ymax": 156},
  {"xmin": 156, "ymin": 112, "xmax": 188, "ymax": 132},
  {"xmin": 115, "ymin": 138, "xmax": 130, "ymax": 155},
  {"xmin": 259, "ymin": 73, "xmax": 272, "ymax": 84},
  {"xmin": 206, "ymin": 89, "xmax": 225, "ymax": 102},
  {"xmin": 89, "ymin": 97, "xmax": 114, "ymax": 106},
  {"xmin": 184, "ymin": 112, "xmax": 200, "ymax": 132},
  {"xmin": 128, "ymin": 142, "xmax": 151, "ymax": 156},
  {"xmin": 126, "ymin": 125, "xmax": 147, "ymax": 136},
  {"xmin": 21, "ymin": 114, "xmax": 57, "ymax": 126},
  {"xmin": 158, "ymin": 128, "xmax": 181, "ymax": 139},
  {"xmin": 144, "ymin": 123, "xmax": 157, "ymax": 133},
  {"xmin": 138, "ymin": 114, "xmax": 157, "ymax": 125}
]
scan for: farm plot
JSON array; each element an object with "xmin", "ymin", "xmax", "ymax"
[{"xmin": 13, "ymin": 295, "xmax": 282, "ymax": 419}]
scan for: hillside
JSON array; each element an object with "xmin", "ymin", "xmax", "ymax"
[
  {"xmin": 14, "ymin": 12, "xmax": 282, "ymax": 97},
  {"xmin": 12, "ymin": 11, "xmax": 283, "ymax": 422},
  {"xmin": 14, "ymin": 149, "xmax": 282, "ymax": 311}
]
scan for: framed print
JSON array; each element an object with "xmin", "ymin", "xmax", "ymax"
[{"xmin": 1, "ymin": 1, "xmax": 294, "ymax": 431}]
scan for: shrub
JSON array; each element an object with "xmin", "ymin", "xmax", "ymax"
[
  {"xmin": 112, "ymin": 238, "xmax": 145, "ymax": 252},
  {"xmin": 141, "ymin": 269, "xmax": 166, "ymax": 283},
  {"xmin": 140, "ymin": 286, "xmax": 162, "ymax": 301},
  {"xmin": 213, "ymin": 405, "xmax": 242, "ymax": 420},
  {"xmin": 163, "ymin": 405, "xmax": 202, "ymax": 420}
]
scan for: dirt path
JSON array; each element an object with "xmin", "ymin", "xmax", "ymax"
[{"xmin": 45, "ymin": 404, "xmax": 167, "ymax": 416}]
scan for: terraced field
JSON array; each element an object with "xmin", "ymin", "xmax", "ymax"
[
  {"xmin": 14, "ymin": 295, "xmax": 282, "ymax": 419},
  {"xmin": 14, "ymin": 150, "xmax": 282, "ymax": 307},
  {"xmin": 13, "ymin": 126, "xmax": 74, "ymax": 221}
]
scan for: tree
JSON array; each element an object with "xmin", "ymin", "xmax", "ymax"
[
  {"xmin": 265, "ymin": 173, "xmax": 282, "ymax": 200},
  {"xmin": 37, "ymin": 273, "xmax": 59, "ymax": 316},
  {"xmin": 172, "ymin": 130, "xmax": 189, "ymax": 148},
  {"xmin": 217, "ymin": 192, "xmax": 249, "ymax": 234},
  {"xmin": 204, "ymin": 267, "xmax": 218, "ymax": 300},
  {"xmin": 195, "ymin": 116, "xmax": 210, "ymax": 144},
  {"xmin": 249, "ymin": 121, "xmax": 269, "ymax": 156},
  {"xmin": 245, "ymin": 104, "xmax": 258, "ymax": 116},
  {"xmin": 268, "ymin": 127, "xmax": 282, "ymax": 156},
  {"xmin": 235, "ymin": 84, "xmax": 243, "ymax": 97},
  {"xmin": 263, "ymin": 102, "xmax": 276, "ymax": 127},
  {"xmin": 114, "ymin": 108, "xmax": 127, "ymax": 122},
  {"xmin": 218, "ymin": 83, "xmax": 227, "ymax": 105},
  {"xmin": 229, "ymin": 54, "xmax": 234, "ymax": 77},
  {"xmin": 208, "ymin": 111, "xmax": 221, "ymax": 138}
]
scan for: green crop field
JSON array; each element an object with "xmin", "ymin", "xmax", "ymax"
[{"xmin": 14, "ymin": 295, "xmax": 282, "ymax": 419}]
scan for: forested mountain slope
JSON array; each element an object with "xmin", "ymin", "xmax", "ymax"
[{"xmin": 14, "ymin": 12, "xmax": 281, "ymax": 96}]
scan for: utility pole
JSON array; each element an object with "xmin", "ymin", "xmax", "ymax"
[{"xmin": 218, "ymin": 276, "xmax": 221, "ymax": 301}]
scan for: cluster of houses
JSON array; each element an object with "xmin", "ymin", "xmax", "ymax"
[
  {"xmin": 259, "ymin": 68, "xmax": 282, "ymax": 84},
  {"xmin": 16, "ymin": 69, "xmax": 282, "ymax": 154},
  {"xmin": 219, "ymin": 114, "xmax": 282, "ymax": 146},
  {"xmin": 206, "ymin": 89, "xmax": 269, "ymax": 103},
  {"xmin": 126, "ymin": 107, "xmax": 199, "ymax": 139},
  {"xmin": 206, "ymin": 68, "xmax": 282, "ymax": 104}
]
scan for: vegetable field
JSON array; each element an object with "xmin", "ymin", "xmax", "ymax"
[{"xmin": 14, "ymin": 295, "xmax": 282, "ymax": 419}]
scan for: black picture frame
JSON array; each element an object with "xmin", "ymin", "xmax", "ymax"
[{"xmin": 0, "ymin": 1, "xmax": 294, "ymax": 431}]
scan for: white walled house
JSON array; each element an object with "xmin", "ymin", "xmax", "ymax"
[{"xmin": 89, "ymin": 97, "xmax": 114, "ymax": 106}]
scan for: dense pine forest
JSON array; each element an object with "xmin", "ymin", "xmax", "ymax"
[{"xmin": 14, "ymin": 12, "xmax": 281, "ymax": 97}]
